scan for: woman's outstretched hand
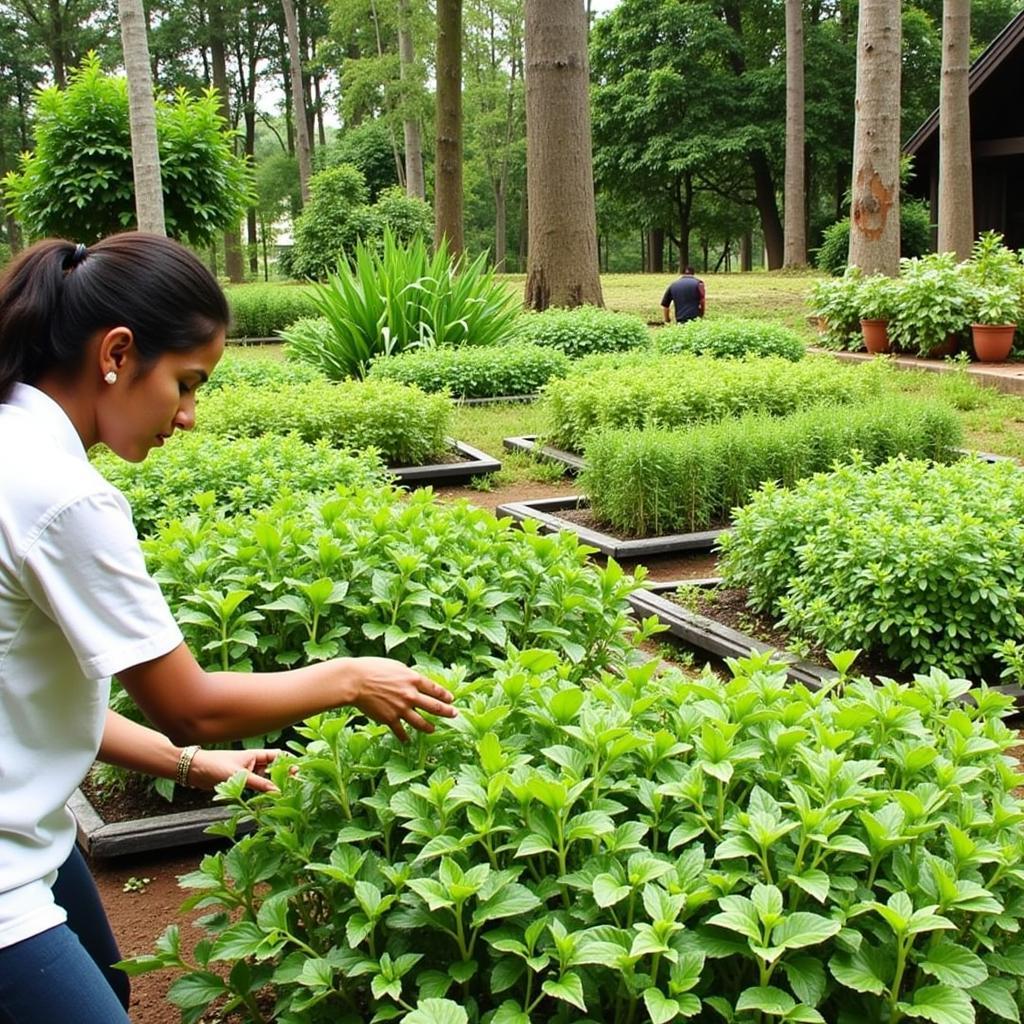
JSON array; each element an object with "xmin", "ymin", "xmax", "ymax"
[
  {"xmin": 187, "ymin": 747, "xmax": 282, "ymax": 793},
  {"xmin": 346, "ymin": 657, "xmax": 458, "ymax": 742}
]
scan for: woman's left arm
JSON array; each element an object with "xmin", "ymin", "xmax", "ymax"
[{"xmin": 98, "ymin": 709, "xmax": 280, "ymax": 792}]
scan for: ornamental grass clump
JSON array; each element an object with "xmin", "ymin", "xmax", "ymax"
[
  {"xmin": 656, "ymin": 317, "xmax": 805, "ymax": 361},
  {"xmin": 720, "ymin": 455, "xmax": 1024, "ymax": 677},
  {"xmin": 581, "ymin": 396, "xmax": 961, "ymax": 536},
  {"xmin": 92, "ymin": 433, "xmax": 387, "ymax": 538},
  {"xmin": 196, "ymin": 379, "xmax": 451, "ymax": 465},
  {"xmin": 514, "ymin": 305, "xmax": 650, "ymax": 358},
  {"xmin": 126, "ymin": 649, "xmax": 1024, "ymax": 1023},
  {"xmin": 546, "ymin": 354, "xmax": 891, "ymax": 452},
  {"xmin": 367, "ymin": 342, "xmax": 570, "ymax": 398}
]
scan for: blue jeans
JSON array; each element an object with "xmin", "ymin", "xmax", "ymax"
[{"xmin": 0, "ymin": 848, "xmax": 131, "ymax": 1023}]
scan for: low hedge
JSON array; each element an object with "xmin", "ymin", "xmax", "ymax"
[
  {"xmin": 206, "ymin": 352, "xmax": 323, "ymax": 390},
  {"xmin": 367, "ymin": 342, "xmax": 570, "ymax": 398},
  {"xmin": 720, "ymin": 455, "xmax": 1024, "ymax": 677},
  {"xmin": 197, "ymin": 379, "xmax": 452, "ymax": 465},
  {"xmin": 514, "ymin": 305, "xmax": 650, "ymax": 358},
  {"xmin": 93, "ymin": 433, "xmax": 387, "ymax": 539},
  {"xmin": 225, "ymin": 283, "xmax": 318, "ymax": 338},
  {"xmin": 656, "ymin": 317, "xmax": 806, "ymax": 361},
  {"xmin": 581, "ymin": 396, "xmax": 962, "ymax": 536},
  {"xmin": 547, "ymin": 354, "xmax": 891, "ymax": 452}
]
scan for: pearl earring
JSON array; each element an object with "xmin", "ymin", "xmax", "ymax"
[{"xmin": 104, "ymin": 371, "xmax": 118, "ymax": 384}]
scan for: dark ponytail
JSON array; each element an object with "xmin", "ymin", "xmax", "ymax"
[{"xmin": 0, "ymin": 233, "xmax": 229, "ymax": 402}]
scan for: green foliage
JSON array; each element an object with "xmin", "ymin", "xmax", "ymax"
[
  {"xmin": 282, "ymin": 232, "xmax": 522, "ymax": 380},
  {"xmin": 197, "ymin": 379, "xmax": 452, "ymax": 466},
  {"xmin": 807, "ymin": 268, "xmax": 865, "ymax": 351},
  {"xmin": 515, "ymin": 306, "xmax": 650, "ymax": 359},
  {"xmin": 126, "ymin": 649, "xmax": 1024, "ymax": 1023},
  {"xmin": 367, "ymin": 343, "xmax": 569, "ymax": 399},
  {"xmin": 91, "ymin": 433, "xmax": 385, "ymax": 539},
  {"xmin": 963, "ymin": 232, "xmax": 1024, "ymax": 326},
  {"xmin": 856, "ymin": 275, "xmax": 902, "ymax": 322},
  {"xmin": 888, "ymin": 254, "xmax": 973, "ymax": 357},
  {"xmin": 288, "ymin": 163, "xmax": 374, "ymax": 281},
  {"xmin": 205, "ymin": 352, "xmax": 322, "ymax": 390},
  {"xmin": 142, "ymin": 487, "xmax": 643, "ymax": 677},
  {"xmin": 321, "ymin": 118, "xmax": 401, "ymax": 201},
  {"xmin": 3, "ymin": 53, "xmax": 252, "ymax": 244},
  {"xmin": 546, "ymin": 354, "xmax": 891, "ymax": 452},
  {"xmin": 369, "ymin": 185, "xmax": 433, "ymax": 244},
  {"xmin": 225, "ymin": 284, "xmax": 318, "ymax": 339},
  {"xmin": 582, "ymin": 396, "xmax": 961, "ymax": 536},
  {"xmin": 720, "ymin": 456, "xmax": 1024, "ymax": 676},
  {"xmin": 814, "ymin": 200, "xmax": 933, "ymax": 276},
  {"xmin": 656, "ymin": 317, "xmax": 805, "ymax": 361}
]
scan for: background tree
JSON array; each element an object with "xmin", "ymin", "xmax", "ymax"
[
  {"xmin": 435, "ymin": 0, "xmax": 463, "ymax": 253},
  {"xmin": 283, "ymin": 0, "xmax": 312, "ymax": 202},
  {"xmin": 524, "ymin": 0, "xmax": 601, "ymax": 308},
  {"xmin": 936, "ymin": 0, "xmax": 972, "ymax": 258},
  {"xmin": 848, "ymin": 0, "xmax": 901, "ymax": 275},
  {"xmin": 398, "ymin": 0, "xmax": 425, "ymax": 198},
  {"xmin": 782, "ymin": 0, "xmax": 805, "ymax": 267}
]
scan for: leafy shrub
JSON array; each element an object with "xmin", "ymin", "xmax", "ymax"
[
  {"xmin": 205, "ymin": 352, "xmax": 322, "ymax": 390},
  {"xmin": 656, "ymin": 317, "xmax": 805, "ymax": 361},
  {"xmin": 92, "ymin": 433, "xmax": 386, "ymax": 538},
  {"xmin": 367, "ymin": 343, "xmax": 569, "ymax": 398},
  {"xmin": 225, "ymin": 284, "xmax": 318, "ymax": 338},
  {"xmin": 888, "ymin": 253, "xmax": 973, "ymax": 356},
  {"xmin": 814, "ymin": 199, "xmax": 933, "ymax": 275},
  {"xmin": 369, "ymin": 185, "xmax": 433, "ymax": 244},
  {"xmin": 282, "ymin": 232, "xmax": 522, "ymax": 380},
  {"xmin": 197, "ymin": 379, "xmax": 452, "ymax": 465},
  {"xmin": 546, "ymin": 354, "xmax": 891, "ymax": 452},
  {"xmin": 514, "ymin": 306, "xmax": 650, "ymax": 358},
  {"xmin": 127, "ymin": 650, "xmax": 1024, "ymax": 1023},
  {"xmin": 720, "ymin": 456, "xmax": 1024, "ymax": 676},
  {"xmin": 807, "ymin": 267, "xmax": 864, "ymax": 351},
  {"xmin": 143, "ymin": 487, "xmax": 646, "ymax": 676},
  {"xmin": 582, "ymin": 396, "xmax": 961, "ymax": 535}
]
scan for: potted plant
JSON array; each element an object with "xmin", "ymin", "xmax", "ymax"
[
  {"xmin": 857, "ymin": 274, "xmax": 899, "ymax": 353},
  {"xmin": 970, "ymin": 283, "xmax": 1019, "ymax": 362},
  {"xmin": 887, "ymin": 252, "xmax": 971, "ymax": 358},
  {"xmin": 807, "ymin": 266, "xmax": 863, "ymax": 351}
]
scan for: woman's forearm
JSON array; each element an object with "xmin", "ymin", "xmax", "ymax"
[{"xmin": 98, "ymin": 709, "xmax": 184, "ymax": 779}]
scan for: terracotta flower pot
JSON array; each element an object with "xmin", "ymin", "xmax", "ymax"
[
  {"xmin": 925, "ymin": 335, "xmax": 960, "ymax": 359},
  {"xmin": 971, "ymin": 323, "xmax": 1016, "ymax": 363},
  {"xmin": 859, "ymin": 318, "xmax": 890, "ymax": 354}
]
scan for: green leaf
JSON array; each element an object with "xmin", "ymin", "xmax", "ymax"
[
  {"xmin": 735, "ymin": 986, "xmax": 796, "ymax": 1015},
  {"xmin": 542, "ymin": 971, "xmax": 587, "ymax": 1012},
  {"xmin": 896, "ymin": 984, "xmax": 974, "ymax": 1024},
  {"xmin": 708, "ymin": 896, "xmax": 762, "ymax": 942},
  {"xmin": 402, "ymin": 998, "xmax": 469, "ymax": 1024},
  {"xmin": 471, "ymin": 884, "xmax": 541, "ymax": 927},
  {"xmin": 448, "ymin": 960, "xmax": 477, "ymax": 983},
  {"xmin": 782, "ymin": 956, "xmax": 827, "ymax": 1008},
  {"xmin": 919, "ymin": 942, "xmax": 988, "ymax": 988},
  {"xmin": 644, "ymin": 987, "xmax": 682, "ymax": 1024},
  {"xmin": 790, "ymin": 870, "xmax": 830, "ymax": 904},
  {"xmin": 208, "ymin": 921, "xmax": 266, "ymax": 962},
  {"xmin": 167, "ymin": 972, "xmax": 228, "ymax": 1010},
  {"xmin": 969, "ymin": 978, "xmax": 1021, "ymax": 1022},
  {"xmin": 593, "ymin": 873, "xmax": 631, "ymax": 908},
  {"xmin": 830, "ymin": 944, "xmax": 889, "ymax": 995},
  {"xmin": 772, "ymin": 912, "xmax": 841, "ymax": 951}
]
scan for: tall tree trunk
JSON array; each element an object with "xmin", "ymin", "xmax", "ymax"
[
  {"xmin": 751, "ymin": 151, "xmax": 783, "ymax": 270},
  {"xmin": 494, "ymin": 179, "xmax": 507, "ymax": 271},
  {"xmin": 524, "ymin": 0, "xmax": 603, "ymax": 309},
  {"xmin": 849, "ymin": 0, "xmax": 901, "ymax": 275},
  {"xmin": 283, "ymin": 0, "xmax": 312, "ymax": 204},
  {"xmin": 740, "ymin": 230, "xmax": 752, "ymax": 271},
  {"xmin": 209, "ymin": 2, "xmax": 243, "ymax": 281},
  {"xmin": 647, "ymin": 228, "xmax": 664, "ymax": 273},
  {"xmin": 118, "ymin": 0, "xmax": 165, "ymax": 235},
  {"xmin": 937, "ymin": 0, "xmax": 972, "ymax": 259},
  {"xmin": 398, "ymin": 0, "xmax": 425, "ymax": 200},
  {"xmin": 783, "ymin": 0, "xmax": 806, "ymax": 267},
  {"xmin": 435, "ymin": 0, "xmax": 463, "ymax": 253}
]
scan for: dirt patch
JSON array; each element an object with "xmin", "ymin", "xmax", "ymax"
[
  {"xmin": 427, "ymin": 478, "xmax": 574, "ymax": 512},
  {"xmin": 81, "ymin": 771, "xmax": 215, "ymax": 825}
]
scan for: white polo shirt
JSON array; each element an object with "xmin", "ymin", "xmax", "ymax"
[{"xmin": 0, "ymin": 383, "xmax": 182, "ymax": 948}]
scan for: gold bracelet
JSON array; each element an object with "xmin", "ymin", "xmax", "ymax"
[{"xmin": 175, "ymin": 744, "xmax": 201, "ymax": 788}]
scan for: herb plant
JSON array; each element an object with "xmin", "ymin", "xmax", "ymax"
[
  {"xmin": 225, "ymin": 285, "xmax": 318, "ymax": 339},
  {"xmin": 514, "ymin": 306, "xmax": 650, "ymax": 358},
  {"xmin": 720, "ymin": 455, "xmax": 1024, "ymax": 677},
  {"xmin": 887, "ymin": 254, "xmax": 972, "ymax": 357},
  {"xmin": 196, "ymin": 380, "xmax": 452, "ymax": 466},
  {"xmin": 656, "ymin": 318, "xmax": 805, "ymax": 361},
  {"xmin": 205, "ymin": 353, "xmax": 322, "ymax": 391},
  {"xmin": 581, "ymin": 396, "xmax": 961, "ymax": 536},
  {"xmin": 807, "ymin": 268, "xmax": 864, "ymax": 351},
  {"xmin": 125, "ymin": 651, "xmax": 1024, "ymax": 1024}
]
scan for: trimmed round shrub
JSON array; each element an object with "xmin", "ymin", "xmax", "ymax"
[
  {"xmin": 367, "ymin": 342, "xmax": 569, "ymax": 398},
  {"xmin": 720, "ymin": 455, "xmax": 1024, "ymax": 676},
  {"xmin": 196, "ymin": 379, "xmax": 452, "ymax": 466},
  {"xmin": 206, "ymin": 352, "xmax": 323, "ymax": 391},
  {"xmin": 226, "ymin": 284, "xmax": 318, "ymax": 338},
  {"xmin": 546, "ymin": 353, "xmax": 892, "ymax": 452},
  {"xmin": 369, "ymin": 185, "xmax": 433, "ymax": 243},
  {"xmin": 814, "ymin": 199, "xmax": 933, "ymax": 275},
  {"xmin": 514, "ymin": 305, "xmax": 649, "ymax": 358},
  {"xmin": 656, "ymin": 316, "xmax": 806, "ymax": 360},
  {"xmin": 93, "ymin": 433, "xmax": 387, "ymax": 539},
  {"xmin": 582, "ymin": 395, "xmax": 961, "ymax": 536}
]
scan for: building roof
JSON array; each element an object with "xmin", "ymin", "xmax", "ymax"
[{"xmin": 904, "ymin": 7, "xmax": 1024, "ymax": 155}]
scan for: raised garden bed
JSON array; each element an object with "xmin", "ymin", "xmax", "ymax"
[
  {"xmin": 502, "ymin": 434, "xmax": 584, "ymax": 473},
  {"xmin": 391, "ymin": 439, "xmax": 501, "ymax": 484},
  {"xmin": 495, "ymin": 494, "xmax": 725, "ymax": 558}
]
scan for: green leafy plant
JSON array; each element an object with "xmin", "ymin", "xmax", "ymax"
[
  {"xmin": 546, "ymin": 354, "xmax": 891, "ymax": 452},
  {"xmin": 857, "ymin": 274, "xmax": 901, "ymax": 322},
  {"xmin": 970, "ymin": 285, "xmax": 1020, "ymax": 328},
  {"xmin": 196, "ymin": 379, "xmax": 452, "ymax": 466},
  {"xmin": 807, "ymin": 268, "xmax": 864, "ymax": 351},
  {"xmin": 888, "ymin": 253, "xmax": 972, "ymax": 357},
  {"xmin": 814, "ymin": 199, "xmax": 932, "ymax": 276},
  {"xmin": 720, "ymin": 455, "xmax": 1024, "ymax": 676},
  {"xmin": 656, "ymin": 317, "xmax": 805, "ymax": 361},
  {"xmin": 205, "ymin": 353, "xmax": 322, "ymax": 390},
  {"xmin": 367, "ymin": 343, "xmax": 570, "ymax": 399},
  {"xmin": 581, "ymin": 395, "xmax": 962, "ymax": 536},
  {"xmin": 225, "ymin": 285, "xmax": 318, "ymax": 339},
  {"xmin": 282, "ymin": 231, "xmax": 521, "ymax": 380},
  {"xmin": 514, "ymin": 306, "xmax": 650, "ymax": 358},
  {"xmin": 124, "ymin": 650, "xmax": 1024, "ymax": 1023}
]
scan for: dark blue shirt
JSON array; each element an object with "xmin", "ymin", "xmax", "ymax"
[{"xmin": 661, "ymin": 275, "xmax": 705, "ymax": 322}]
